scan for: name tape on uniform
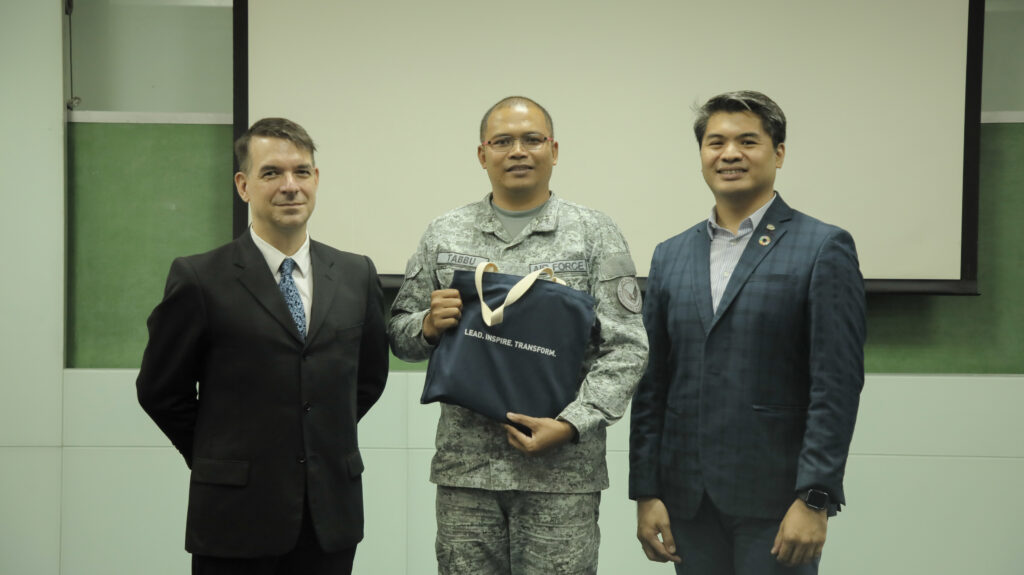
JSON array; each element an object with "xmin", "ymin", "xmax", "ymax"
[{"xmin": 437, "ymin": 252, "xmax": 489, "ymax": 268}]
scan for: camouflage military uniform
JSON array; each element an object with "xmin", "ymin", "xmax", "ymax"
[
  {"xmin": 389, "ymin": 193, "xmax": 648, "ymax": 493},
  {"xmin": 435, "ymin": 486, "xmax": 601, "ymax": 574},
  {"xmin": 389, "ymin": 193, "xmax": 647, "ymax": 573}
]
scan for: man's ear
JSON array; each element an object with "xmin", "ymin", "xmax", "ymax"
[{"xmin": 234, "ymin": 171, "xmax": 250, "ymax": 202}]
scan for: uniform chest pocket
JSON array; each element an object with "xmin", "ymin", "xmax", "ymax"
[
  {"xmin": 556, "ymin": 275, "xmax": 590, "ymax": 293},
  {"xmin": 434, "ymin": 268, "xmax": 455, "ymax": 289}
]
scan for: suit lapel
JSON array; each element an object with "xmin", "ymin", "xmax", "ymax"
[
  {"xmin": 690, "ymin": 226, "xmax": 715, "ymax": 335},
  {"xmin": 306, "ymin": 242, "xmax": 337, "ymax": 344},
  {"xmin": 234, "ymin": 233, "xmax": 305, "ymax": 344},
  {"xmin": 710, "ymin": 195, "xmax": 794, "ymax": 330}
]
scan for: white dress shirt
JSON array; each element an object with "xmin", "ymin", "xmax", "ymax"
[
  {"xmin": 250, "ymin": 227, "xmax": 313, "ymax": 325},
  {"xmin": 707, "ymin": 194, "xmax": 776, "ymax": 313}
]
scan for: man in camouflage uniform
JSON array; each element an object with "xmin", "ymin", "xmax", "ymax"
[{"xmin": 388, "ymin": 96, "xmax": 648, "ymax": 574}]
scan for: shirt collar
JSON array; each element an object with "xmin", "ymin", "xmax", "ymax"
[
  {"xmin": 249, "ymin": 227, "xmax": 312, "ymax": 277},
  {"xmin": 706, "ymin": 192, "xmax": 777, "ymax": 238},
  {"xmin": 478, "ymin": 191, "xmax": 559, "ymax": 235}
]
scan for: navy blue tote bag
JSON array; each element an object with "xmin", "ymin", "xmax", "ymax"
[{"xmin": 422, "ymin": 262, "xmax": 597, "ymax": 426}]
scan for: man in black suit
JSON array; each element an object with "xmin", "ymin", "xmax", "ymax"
[{"xmin": 137, "ymin": 117, "xmax": 389, "ymax": 574}]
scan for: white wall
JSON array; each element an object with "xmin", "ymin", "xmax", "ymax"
[
  {"xmin": 0, "ymin": 0, "xmax": 65, "ymax": 573},
  {"xmin": 53, "ymin": 371, "xmax": 1024, "ymax": 574}
]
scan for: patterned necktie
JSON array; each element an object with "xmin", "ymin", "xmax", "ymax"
[{"xmin": 279, "ymin": 257, "xmax": 306, "ymax": 339}]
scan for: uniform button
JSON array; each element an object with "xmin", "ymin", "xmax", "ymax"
[
  {"xmin": 303, "ymin": 403, "xmax": 312, "ymax": 413},
  {"xmin": 298, "ymin": 457, "xmax": 306, "ymax": 464}
]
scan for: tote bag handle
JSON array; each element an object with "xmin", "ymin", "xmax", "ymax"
[{"xmin": 475, "ymin": 261, "xmax": 566, "ymax": 326}]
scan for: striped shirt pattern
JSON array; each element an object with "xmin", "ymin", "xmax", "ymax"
[{"xmin": 707, "ymin": 195, "xmax": 776, "ymax": 313}]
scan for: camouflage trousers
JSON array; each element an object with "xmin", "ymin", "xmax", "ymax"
[{"xmin": 435, "ymin": 485, "xmax": 601, "ymax": 575}]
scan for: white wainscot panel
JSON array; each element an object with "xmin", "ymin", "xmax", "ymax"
[
  {"xmin": 406, "ymin": 448, "xmax": 439, "ymax": 575},
  {"xmin": 62, "ymin": 446, "xmax": 190, "ymax": 575},
  {"xmin": 63, "ymin": 369, "xmax": 172, "ymax": 447},
  {"xmin": 405, "ymin": 371, "xmax": 441, "ymax": 450},
  {"xmin": 356, "ymin": 449, "xmax": 408, "ymax": 574},
  {"xmin": 826, "ymin": 454, "xmax": 1024, "ymax": 575},
  {"xmin": 359, "ymin": 371, "xmax": 409, "ymax": 450},
  {"xmin": 851, "ymin": 374, "xmax": 1024, "ymax": 457},
  {"xmin": 0, "ymin": 447, "xmax": 61, "ymax": 575}
]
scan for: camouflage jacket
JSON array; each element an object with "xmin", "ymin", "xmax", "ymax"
[{"xmin": 389, "ymin": 193, "xmax": 649, "ymax": 492}]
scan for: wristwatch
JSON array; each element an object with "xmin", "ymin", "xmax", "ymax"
[{"xmin": 798, "ymin": 488, "xmax": 830, "ymax": 511}]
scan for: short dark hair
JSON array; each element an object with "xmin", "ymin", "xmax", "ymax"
[
  {"xmin": 234, "ymin": 117, "xmax": 317, "ymax": 173},
  {"xmin": 693, "ymin": 91, "xmax": 786, "ymax": 148},
  {"xmin": 479, "ymin": 96, "xmax": 554, "ymax": 142}
]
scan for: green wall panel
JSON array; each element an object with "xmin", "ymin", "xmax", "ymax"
[
  {"xmin": 67, "ymin": 123, "xmax": 234, "ymax": 368},
  {"xmin": 864, "ymin": 123, "xmax": 1024, "ymax": 373}
]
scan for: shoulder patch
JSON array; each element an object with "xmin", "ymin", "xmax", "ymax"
[
  {"xmin": 599, "ymin": 252, "xmax": 637, "ymax": 281},
  {"xmin": 617, "ymin": 277, "xmax": 642, "ymax": 313}
]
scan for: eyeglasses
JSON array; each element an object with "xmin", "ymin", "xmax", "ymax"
[{"xmin": 483, "ymin": 134, "xmax": 553, "ymax": 152}]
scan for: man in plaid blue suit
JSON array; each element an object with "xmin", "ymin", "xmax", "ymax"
[{"xmin": 629, "ymin": 91, "xmax": 866, "ymax": 574}]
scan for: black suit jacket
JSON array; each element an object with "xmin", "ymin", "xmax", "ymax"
[
  {"xmin": 137, "ymin": 232, "xmax": 388, "ymax": 557},
  {"xmin": 629, "ymin": 196, "xmax": 866, "ymax": 520}
]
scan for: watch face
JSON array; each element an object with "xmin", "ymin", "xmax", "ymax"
[{"xmin": 805, "ymin": 490, "xmax": 829, "ymax": 509}]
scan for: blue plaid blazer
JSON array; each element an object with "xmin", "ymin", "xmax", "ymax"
[{"xmin": 629, "ymin": 195, "xmax": 866, "ymax": 520}]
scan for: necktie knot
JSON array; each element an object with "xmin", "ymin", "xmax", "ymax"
[{"xmin": 280, "ymin": 257, "xmax": 296, "ymax": 275}]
